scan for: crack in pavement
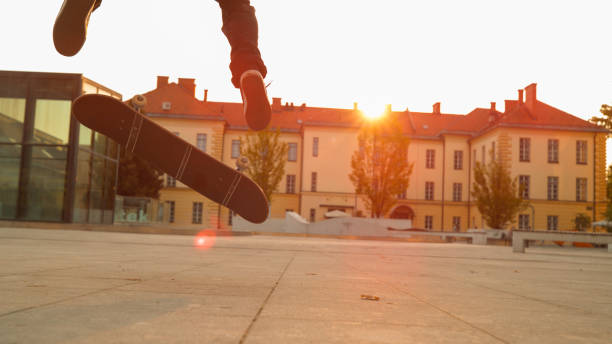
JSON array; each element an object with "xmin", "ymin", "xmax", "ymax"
[{"xmin": 239, "ymin": 255, "xmax": 295, "ymax": 344}]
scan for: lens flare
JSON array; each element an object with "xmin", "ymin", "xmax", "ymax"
[{"xmin": 194, "ymin": 229, "xmax": 216, "ymax": 250}]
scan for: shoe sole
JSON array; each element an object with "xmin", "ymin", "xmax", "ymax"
[
  {"xmin": 53, "ymin": 0, "xmax": 98, "ymax": 56},
  {"xmin": 241, "ymin": 73, "xmax": 271, "ymax": 131}
]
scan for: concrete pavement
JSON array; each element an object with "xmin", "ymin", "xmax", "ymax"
[{"xmin": 1, "ymin": 227, "xmax": 611, "ymax": 343}]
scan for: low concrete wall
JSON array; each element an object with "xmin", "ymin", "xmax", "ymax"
[
  {"xmin": 233, "ymin": 212, "xmax": 412, "ymax": 237},
  {"xmin": 512, "ymin": 230, "xmax": 612, "ymax": 253},
  {"xmin": 233, "ymin": 213, "xmax": 494, "ymax": 244}
]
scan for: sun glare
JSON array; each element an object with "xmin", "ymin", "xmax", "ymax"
[
  {"xmin": 194, "ymin": 229, "xmax": 217, "ymax": 250},
  {"xmin": 358, "ymin": 102, "xmax": 388, "ymax": 120}
]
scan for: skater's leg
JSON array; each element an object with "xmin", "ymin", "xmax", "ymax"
[
  {"xmin": 216, "ymin": 0, "xmax": 271, "ymax": 130},
  {"xmin": 53, "ymin": 0, "xmax": 102, "ymax": 56},
  {"xmin": 216, "ymin": 0, "xmax": 267, "ymax": 87}
]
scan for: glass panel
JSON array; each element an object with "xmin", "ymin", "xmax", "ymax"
[
  {"xmin": 102, "ymin": 158, "xmax": 117, "ymax": 224},
  {"xmin": 78, "ymin": 123, "xmax": 92, "ymax": 149},
  {"xmin": 106, "ymin": 138, "xmax": 118, "ymax": 160},
  {"xmin": 0, "ymin": 97, "xmax": 26, "ymax": 143},
  {"xmin": 0, "ymin": 144, "xmax": 22, "ymax": 219},
  {"xmin": 73, "ymin": 149, "xmax": 92, "ymax": 223},
  {"xmin": 93, "ymin": 132, "xmax": 107, "ymax": 156},
  {"xmin": 33, "ymin": 99, "xmax": 72, "ymax": 145},
  {"xmin": 88, "ymin": 155, "xmax": 106, "ymax": 223},
  {"xmin": 23, "ymin": 145, "xmax": 68, "ymax": 221}
]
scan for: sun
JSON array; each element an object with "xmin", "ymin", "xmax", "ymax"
[{"xmin": 358, "ymin": 101, "xmax": 388, "ymax": 120}]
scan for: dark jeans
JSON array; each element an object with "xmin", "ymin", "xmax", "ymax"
[
  {"xmin": 94, "ymin": 0, "xmax": 267, "ymax": 89},
  {"xmin": 216, "ymin": 0, "xmax": 267, "ymax": 88}
]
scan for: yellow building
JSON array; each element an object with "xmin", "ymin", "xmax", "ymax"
[{"xmin": 135, "ymin": 77, "xmax": 607, "ymax": 231}]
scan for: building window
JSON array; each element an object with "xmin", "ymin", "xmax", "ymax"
[
  {"xmin": 518, "ymin": 214, "xmax": 530, "ymax": 230},
  {"xmin": 426, "ymin": 149, "xmax": 435, "ymax": 169},
  {"xmin": 482, "ymin": 145, "xmax": 486, "ymax": 165},
  {"xmin": 288, "ymin": 143, "xmax": 298, "ymax": 161},
  {"xmin": 196, "ymin": 133, "xmax": 207, "ymax": 152},
  {"xmin": 425, "ymin": 216, "xmax": 433, "ymax": 230},
  {"xmin": 228, "ymin": 210, "xmax": 233, "ymax": 226},
  {"xmin": 576, "ymin": 140, "xmax": 587, "ymax": 165},
  {"xmin": 311, "ymin": 172, "xmax": 317, "ymax": 192},
  {"xmin": 231, "ymin": 140, "xmax": 241, "ymax": 158},
  {"xmin": 519, "ymin": 175, "xmax": 530, "ymax": 199},
  {"xmin": 425, "ymin": 182, "xmax": 434, "ymax": 201},
  {"xmin": 452, "ymin": 216, "xmax": 461, "ymax": 232},
  {"xmin": 519, "ymin": 138, "xmax": 530, "ymax": 162},
  {"xmin": 167, "ymin": 201, "xmax": 175, "ymax": 223},
  {"xmin": 576, "ymin": 178, "xmax": 587, "ymax": 202},
  {"xmin": 547, "ymin": 215, "xmax": 558, "ymax": 231},
  {"xmin": 166, "ymin": 175, "xmax": 176, "ymax": 188},
  {"xmin": 397, "ymin": 185, "xmax": 407, "ymax": 200},
  {"xmin": 491, "ymin": 141, "xmax": 496, "ymax": 161},
  {"xmin": 192, "ymin": 202, "xmax": 203, "ymax": 224},
  {"xmin": 313, "ymin": 137, "xmax": 319, "ymax": 157},
  {"xmin": 548, "ymin": 139, "xmax": 559, "ymax": 163},
  {"xmin": 547, "ymin": 176, "xmax": 559, "ymax": 200},
  {"xmin": 473, "ymin": 149, "xmax": 477, "ymax": 168},
  {"xmin": 452, "ymin": 183, "xmax": 462, "ymax": 202},
  {"xmin": 286, "ymin": 174, "xmax": 296, "ymax": 194},
  {"xmin": 454, "ymin": 150, "xmax": 463, "ymax": 170},
  {"xmin": 309, "ymin": 208, "xmax": 316, "ymax": 222}
]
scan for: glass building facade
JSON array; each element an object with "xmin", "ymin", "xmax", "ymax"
[{"xmin": 0, "ymin": 71, "xmax": 121, "ymax": 223}]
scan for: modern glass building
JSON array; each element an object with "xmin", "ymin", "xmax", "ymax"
[{"xmin": 0, "ymin": 71, "xmax": 121, "ymax": 224}]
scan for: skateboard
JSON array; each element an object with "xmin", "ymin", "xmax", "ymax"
[{"xmin": 72, "ymin": 94, "xmax": 269, "ymax": 224}]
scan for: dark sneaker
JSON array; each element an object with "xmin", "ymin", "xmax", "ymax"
[
  {"xmin": 53, "ymin": 0, "xmax": 100, "ymax": 56},
  {"xmin": 240, "ymin": 70, "xmax": 271, "ymax": 131}
]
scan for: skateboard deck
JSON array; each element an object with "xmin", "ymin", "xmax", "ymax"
[{"xmin": 72, "ymin": 94, "xmax": 269, "ymax": 224}]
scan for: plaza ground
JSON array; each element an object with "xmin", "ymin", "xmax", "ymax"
[{"xmin": 1, "ymin": 227, "xmax": 611, "ymax": 343}]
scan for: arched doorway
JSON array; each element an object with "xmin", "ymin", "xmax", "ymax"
[{"xmin": 390, "ymin": 205, "xmax": 414, "ymax": 220}]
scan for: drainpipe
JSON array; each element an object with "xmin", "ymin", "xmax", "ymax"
[
  {"xmin": 467, "ymin": 140, "xmax": 471, "ymax": 228},
  {"xmin": 593, "ymin": 133, "xmax": 597, "ymax": 229},
  {"xmin": 441, "ymin": 136, "xmax": 446, "ymax": 231},
  {"xmin": 299, "ymin": 125, "xmax": 304, "ymax": 216}
]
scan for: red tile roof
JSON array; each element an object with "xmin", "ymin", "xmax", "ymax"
[{"xmin": 136, "ymin": 79, "xmax": 607, "ymax": 138}]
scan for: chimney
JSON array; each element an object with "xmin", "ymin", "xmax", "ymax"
[
  {"xmin": 433, "ymin": 102, "xmax": 441, "ymax": 115},
  {"xmin": 504, "ymin": 100, "xmax": 514, "ymax": 113},
  {"xmin": 518, "ymin": 89, "xmax": 524, "ymax": 104},
  {"xmin": 204, "ymin": 89, "xmax": 208, "ymax": 102},
  {"xmin": 385, "ymin": 104, "xmax": 392, "ymax": 113},
  {"xmin": 272, "ymin": 97, "xmax": 282, "ymax": 112},
  {"xmin": 489, "ymin": 102, "xmax": 498, "ymax": 122},
  {"xmin": 525, "ymin": 83, "xmax": 537, "ymax": 110},
  {"xmin": 178, "ymin": 78, "xmax": 196, "ymax": 97},
  {"xmin": 157, "ymin": 76, "xmax": 169, "ymax": 89},
  {"xmin": 353, "ymin": 102, "xmax": 358, "ymax": 111}
]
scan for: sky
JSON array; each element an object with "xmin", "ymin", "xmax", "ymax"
[{"xmin": 3, "ymin": 0, "xmax": 612, "ymax": 159}]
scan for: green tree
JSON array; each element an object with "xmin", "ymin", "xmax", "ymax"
[
  {"xmin": 574, "ymin": 213, "xmax": 591, "ymax": 232},
  {"xmin": 349, "ymin": 113, "xmax": 413, "ymax": 218},
  {"xmin": 240, "ymin": 128, "xmax": 288, "ymax": 204},
  {"xmin": 471, "ymin": 151, "xmax": 528, "ymax": 229},
  {"xmin": 602, "ymin": 166, "xmax": 612, "ymax": 233},
  {"xmin": 117, "ymin": 148, "xmax": 164, "ymax": 198},
  {"xmin": 589, "ymin": 103, "xmax": 612, "ymax": 129}
]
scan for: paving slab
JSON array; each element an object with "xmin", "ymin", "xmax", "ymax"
[{"xmin": 0, "ymin": 227, "xmax": 611, "ymax": 343}]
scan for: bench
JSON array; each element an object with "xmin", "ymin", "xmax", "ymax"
[
  {"xmin": 387, "ymin": 228, "xmax": 489, "ymax": 245},
  {"xmin": 512, "ymin": 230, "xmax": 612, "ymax": 253}
]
